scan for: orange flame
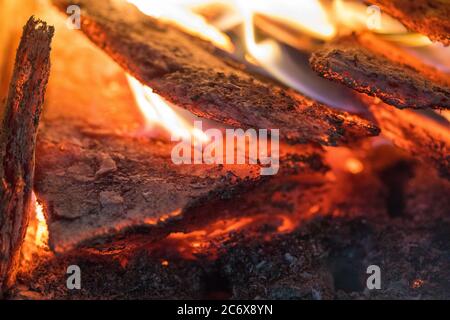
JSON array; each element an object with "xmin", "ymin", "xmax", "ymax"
[{"xmin": 34, "ymin": 200, "xmax": 48, "ymax": 248}]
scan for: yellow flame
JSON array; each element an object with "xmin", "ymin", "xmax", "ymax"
[
  {"xmin": 127, "ymin": 74, "xmax": 208, "ymax": 142},
  {"xmin": 126, "ymin": 0, "xmax": 231, "ymax": 140},
  {"xmin": 240, "ymin": 0, "xmax": 336, "ymax": 40},
  {"xmin": 21, "ymin": 192, "xmax": 49, "ymax": 267},
  {"xmin": 237, "ymin": 0, "xmax": 337, "ymax": 98},
  {"xmin": 34, "ymin": 200, "xmax": 49, "ymax": 248},
  {"xmin": 333, "ymin": 0, "xmax": 432, "ymax": 46},
  {"xmin": 127, "ymin": 0, "xmax": 233, "ymax": 52},
  {"xmin": 127, "ymin": 0, "xmax": 435, "ymax": 139}
]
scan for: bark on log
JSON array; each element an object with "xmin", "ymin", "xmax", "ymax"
[
  {"xmin": 310, "ymin": 33, "xmax": 450, "ymax": 110},
  {"xmin": 52, "ymin": 0, "xmax": 379, "ymax": 146},
  {"xmin": 0, "ymin": 17, "xmax": 53, "ymax": 296},
  {"xmin": 367, "ymin": 0, "xmax": 450, "ymax": 46}
]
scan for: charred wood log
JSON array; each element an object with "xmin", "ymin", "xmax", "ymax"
[
  {"xmin": 51, "ymin": 0, "xmax": 379, "ymax": 146},
  {"xmin": 367, "ymin": 0, "xmax": 450, "ymax": 46},
  {"xmin": 310, "ymin": 33, "xmax": 450, "ymax": 110},
  {"xmin": 0, "ymin": 17, "xmax": 53, "ymax": 296}
]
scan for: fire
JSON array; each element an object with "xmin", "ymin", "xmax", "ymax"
[
  {"xmin": 159, "ymin": 211, "xmax": 322, "ymax": 260},
  {"xmin": 411, "ymin": 279, "xmax": 425, "ymax": 289},
  {"xmin": 126, "ymin": 0, "xmax": 232, "ymax": 140},
  {"xmin": 127, "ymin": 74, "xmax": 208, "ymax": 142},
  {"xmin": 127, "ymin": 0, "xmax": 233, "ymax": 52},
  {"xmin": 239, "ymin": 0, "xmax": 336, "ymax": 41},
  {"xmin": 164, "ymin": 217, "xmax": 257, "ymax": 260},
  {"xmin": 147, "ymin": 218, "xmax": 238, "ymax": 260},
  {"xmin": 34, "ymin": 200, "xmax": 48, "ymax": 248},
  {"xmin": 127, "ymin": 0, "xmax": 442, "ymax": 138},
  {"xmin": 333, "ymin": 0, "xmax": 432, "ymax": 46},
  {"xmin": 21, "ymin": 192, "xmax": 49, "ymax": 266},
  {"xmin": 277, "ymin": 215, "xmax": 296, "ymax": 233},
  {"xmin": 236, "ymin": 0, "xmax": 343, "ymax": 107}
]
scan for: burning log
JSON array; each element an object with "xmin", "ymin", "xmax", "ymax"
[
  {"xmin": 31, "ymin": 9, "xmax": 330, "ymax": 254},
  {"xmin": 51, "ymin": 0, "xmax": 379, "ymax": 146},
  {"xmin": 310, "ymin": 33, "xmax": 450, "ymax": 110},
  {"xmin": 368, "ymin": 99, "xmax": 449, "ymax": 180},
  {"xmin": 35, "ymin": 119, "xmax": 330, "ymax": 253},
  {"xmin": 367, "ymin": 0, "xmax": 450, "ymax": 45},
  {"xmin": 0, "ymin": 17, "xmax": 53, "ymax": 296},
  {"xmin": 15, "ymin": 152, "xmax": 450, "ymax": 300},
  {"xmin": 35, "ymin": 120, "xmax": 263, "ymax": 253}
]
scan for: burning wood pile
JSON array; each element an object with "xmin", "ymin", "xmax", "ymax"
[{"xmin": 0, "ymin": 0, "xmax": 449, "ymax": 300}]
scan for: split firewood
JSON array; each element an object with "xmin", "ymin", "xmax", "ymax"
[
  {"xmin": 367, "ymin": 0, "xmax": 450, "ymax": 46},
  {"xmin": 368, "ymin": 99, "xmax": 449, "ymax": 180},
  {"xmin": 0, "ymin": 17, "xmax": 53, "ymax": 296},
  {"xmin": 51, "ymin": 0, "xmax": 379, "ymax": 146},
  {"xmin": 310, "ymin": 33, "xmax": 450, "ymax": 110}
]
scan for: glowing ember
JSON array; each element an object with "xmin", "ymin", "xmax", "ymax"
[
  {"xmin": 345, "ymin": 158, "xmax": 364, "ymax": 174},
  {"xmin": 277, "ymin": 215, "xmax": 296, "ymax": 233},
  {"xmin": 411, "ymin": 279, "xmax": 425, "ymax": 289},
  {"xmin": 240, "ymin": 0, "xmax": 335, "ymax": 86},
  {"xmin": 163, "ymin": 217, "xmax": 257, "ymax": 259},
  {"xmin": 157, "ymin": 210, "xmax": 327, "ymax": 261}
]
